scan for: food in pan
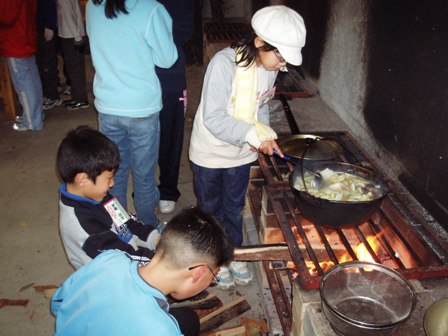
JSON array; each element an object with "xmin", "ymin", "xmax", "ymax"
[{"xmin": 293, "ymin": 168, "xmax": 383, "ymax": 201}]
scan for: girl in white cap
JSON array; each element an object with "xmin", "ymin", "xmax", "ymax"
[{"xmin": 189, "ymin": 5, "xmax": 306, "ymax": 290}]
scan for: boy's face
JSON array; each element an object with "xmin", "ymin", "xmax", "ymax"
[{"xmin": 84, "ymin": 170, "xmax": 115, "ymax": 202}]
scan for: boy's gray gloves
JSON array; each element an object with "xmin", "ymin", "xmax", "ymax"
[{"xmin": 145, "ymin": 221, "xmax": 166, "ymax": 250}]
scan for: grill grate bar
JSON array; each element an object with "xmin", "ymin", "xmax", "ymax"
[
  {"xmin": 368, "ymin": 218, "xmax": 408, "ymax": 268},
  {"xmin": 335, "ymin": 227, "xmax": 359, "ymax": 261},
  {"xmin": 250, "ymin": 131, "xmax": 448, "ymax": 291},
  {"xmin": 378, "ymin": 207, "xmax": 426, "ymax": 266},
  {"xmin": 314, "ymin": 224, "xmax": 340, "ymax": 264},
  {"xmin": 353, "ymin": 226, "xmax": 383, "ymax": 264},
  {"xmin": 285, "ymin": 197, "xmax": 325, "ymax": 276}
]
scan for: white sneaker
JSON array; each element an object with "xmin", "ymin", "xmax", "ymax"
[
  {"xmin": 228, "ymin": 261, "xmax": 254, "ymax": 286},
  {"xmin": 159, "ymin": 200, "xmax": 175, "ymax": 214},
  {"xmin": 216, "ymin": 266, "xmax": 235, "ymax": 290}
]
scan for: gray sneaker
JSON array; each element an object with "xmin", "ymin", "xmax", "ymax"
[
  {"xmin": 43, "ymin": 97, "xmax": 62, "ymax": 110},
  {"xmin": 228, "ymin": 261, "xmax": 254, "ymax": 286},
  {"xmin": 216, "ymin": 266, "xmax": 235, "ymax": 290}
]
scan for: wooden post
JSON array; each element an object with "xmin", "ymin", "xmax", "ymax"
[{"xmin": 0, "ymin": 58, "xmax": 19, "ymax": 120}]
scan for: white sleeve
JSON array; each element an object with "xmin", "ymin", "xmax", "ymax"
[{"xmin": 201, "ymin": 49, "xmax": 254, "ymax": 147}]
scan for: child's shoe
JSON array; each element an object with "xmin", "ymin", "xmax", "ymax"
[
  {"xmin": 43, "ymin": 97, "xmax": 62, "ymax": 110},
  {"xmin": 12, "ymin": 123, "xmax": 31, "ymax": 132},
  {"xmin": 159, "ymin": 200, "xmax": 175, "ymax": 214},
  {"xmin": 216, "ymin": 266, "xmax": 235, "ymax": 290},
  {"xmin": 65, "ymin": 100, "xmax": 90, "ymax": 110},
  {"xmin": 228, "ymin": 261, "xmax": 253, "ymax": 286}
]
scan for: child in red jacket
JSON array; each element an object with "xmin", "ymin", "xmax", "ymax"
[{"xmin": 0, "ymin": 0, "xmax": 44, "ymax": 131}]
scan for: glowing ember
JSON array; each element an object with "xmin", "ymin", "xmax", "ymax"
[{"xmin": 306, "ymin": 261, "xmax": 335, "ymax": 276}]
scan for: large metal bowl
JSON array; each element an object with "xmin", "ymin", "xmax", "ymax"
[
  {"xmin": 320, "ymin": 261, "xmax": 416, "ymax": 336},
  {"xmin": 289, "ymin": 161, "xmax": 389, "ymax": 228}
]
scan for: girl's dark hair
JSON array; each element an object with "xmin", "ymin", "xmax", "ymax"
[
  {"xmin": 56, "ymin": 126, "xmax": 120, "ymax": 183},
  {"xmin": 230, "ymin": 31, "xmax": 278, "ymax": 67},
  {"xmin": 92, "ymin": 0, "xmax": 128, "ymax": 19}
]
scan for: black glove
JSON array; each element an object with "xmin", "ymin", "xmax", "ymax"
[{"xmin": 74, "ymin": 38, "xmax": 86, "ymax": 53}]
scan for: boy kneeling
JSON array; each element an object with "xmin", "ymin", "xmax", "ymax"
[{"xmin": 51, "ymin": 206, "xmax": 234, "ymax": 335}]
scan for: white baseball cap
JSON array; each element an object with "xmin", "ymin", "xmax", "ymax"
[{"xmin": 251, "ymin": 5, "xmax": 306, "ymax": 66}]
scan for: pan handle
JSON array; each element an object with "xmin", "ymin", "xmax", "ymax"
[{"xmin": 273, "ymin": 149, "xmax": 295, "ymax": 163}]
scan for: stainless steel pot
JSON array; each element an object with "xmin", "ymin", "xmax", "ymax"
[{"xmin": 320, "ymin": 261, "xmax": 416, "ymax": 336}]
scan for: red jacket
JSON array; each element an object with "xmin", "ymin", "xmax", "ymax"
[{"xmin": 0, "ymin": 0, "xmax": 38, "ymax": 57}]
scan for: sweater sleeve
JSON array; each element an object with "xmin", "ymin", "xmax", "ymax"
[
  {"xmin": 146, "ymin": 4, "xmax": 178, "ymax": 69},
  {"xmin": 82, "ymin": 228, "xmax": 155, "ymax": 260},
  {"xmin": 201, "ymin": 50, "xmax": 254, "ymax": 148}
]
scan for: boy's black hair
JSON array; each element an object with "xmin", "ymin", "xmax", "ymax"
[
  {"xmin": 231, "ymin": 31, "xmax": 278, "ymax": 67},
  {"xmin": 91, "ymin": 0, "xmax": 129, "ymax": 19},
  {"xmin": 56, "ymin": 125, "xmax": 120, "ymax": 184},
  {"xmin": 158, "ymin": 207, "xmax": 234, "ymax": 268}
]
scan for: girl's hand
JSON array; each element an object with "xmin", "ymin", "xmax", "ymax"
[{"xmin": 258, "ymin": 140, "xmax": 283, "ymax": 157}]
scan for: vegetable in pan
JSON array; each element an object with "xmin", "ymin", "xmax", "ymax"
[{"xmin": 293, "ymin": 168, "xmax": 383, "ymax": 201}]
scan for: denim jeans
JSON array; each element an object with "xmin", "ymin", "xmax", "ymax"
[
  {"xmin": 99, "ymin": 113, "xmax": 160, "ymax": 228},
  {"xmin": 7, "ymin": 56, "xmax": 43, "ymax": 130},
  {"xmin": 191, "ymin": 162, "xmax": 251, "ymax": 247}
]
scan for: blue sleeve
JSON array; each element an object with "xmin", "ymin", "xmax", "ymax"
[
  {"xmin": 146, "ymin": 5, "xmax": 178, "ymax": 69},
  {"xmin": 50, "ymin": 284, "xmax": 65, "ymax": 316}
]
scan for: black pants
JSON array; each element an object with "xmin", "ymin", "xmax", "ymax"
[
  {"xmin": 36, "ymin": 28, "xmax": 59, "ymax": 100},
  {"xmin": 60, "ymin": 37, "xmax": 88, "ymax": 103},
  {"xmin": 158, "ymin": 90, "xmax": 186, "ymax": 202},
  {"xmin": 170, "ymin": 307, "xmax": 200, "ymax": 336}
]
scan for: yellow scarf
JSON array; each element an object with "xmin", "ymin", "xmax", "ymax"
[{"xmin": 231, "ymin": 52, "xmax": 277, "ymax": 142}]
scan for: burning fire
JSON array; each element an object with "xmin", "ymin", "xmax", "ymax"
[
  {"xmin": 306, "ymin": 235, "xmax": 381, "ymax": 276},
  {"xmin": 340, "ymin": 235, "xmax": 378, "ymax": 264}
]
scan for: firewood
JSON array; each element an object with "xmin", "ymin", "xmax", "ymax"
[
  {"xmin": 33, "ymin": 285, "xmax": 59, "ymax": 292},
  {"xmin": 240, "ymin": 316, "xmax": 270, "ymax": 335},
  {"xmin": 170, "ymin": 293, "xmax": 222, "ymax": 310},
  {"xmin": 203, "ymin": 324, "xmax": 246, "ymax": 336},
  {"xmin": 44, "ymin": 288, "xmax": 58, "ymax": 299},
  {"xmin": 234, "ymin": 244, "xmax": 291, "ymax": 261},
  {"xmin": 199, "ymin": 297, "xmax": 251, "ymax": 335},
  {"xmin": 0, "ymin": 299, "xmax": 29, "ymax": 309},
  {"xmin": 18, "ymin": 282, "xmax": 35, "ymax": 292}
]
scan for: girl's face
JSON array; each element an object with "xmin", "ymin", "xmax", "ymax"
[{"xmin": 254, "ymin": 36, "xmax": 287, "ymax": 71}]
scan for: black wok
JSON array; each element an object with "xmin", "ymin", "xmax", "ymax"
[{"xmin": 289, "ymin": 161, "xmax": 389, "ymax": 228}]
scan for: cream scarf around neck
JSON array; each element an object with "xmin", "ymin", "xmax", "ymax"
[{"xmin": 231, "ymin": 52, "xmax": 277, "ymax": 143}]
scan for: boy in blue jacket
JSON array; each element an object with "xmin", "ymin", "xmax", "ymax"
[{"xmin": 51, "ymin": 207, "xmax": 234, "ymax": 335}]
